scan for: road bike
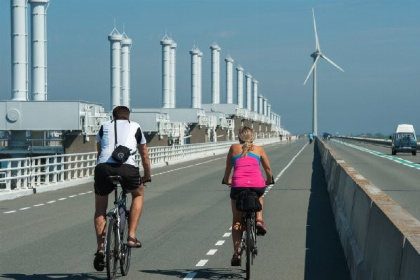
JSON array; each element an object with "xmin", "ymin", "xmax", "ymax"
[
  {"xmin": 223, "ymin": 177, "xmax": 274, "ymax": 280},
  {"xmin": 236, "ymin": 189, "xmax": 261, "ymax": 280},
  {"xmin": 105, "ymin": 175, "xmax": 131, "ymax": 280},
  {"xmin": 104, "ymin": 175, "xmax": 151, "ymax": 280}
]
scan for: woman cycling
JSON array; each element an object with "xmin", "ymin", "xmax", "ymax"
[{"xmin": 223, "ymin": 126, "xmax": 273, "ymax": 266}]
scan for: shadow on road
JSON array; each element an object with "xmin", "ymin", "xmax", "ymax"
[
  {"xmin": 0, "ymin": 273, "xmax": 102, "ymax": 280},
  {"xmin": 304, "ymin": 144, "xmax": 351, "ymax": 280},
  {"xmin": 141, "ymin": 267, "xmax": 244, "ymax": 279}
]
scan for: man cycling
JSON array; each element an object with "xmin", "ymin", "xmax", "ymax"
[{"xmin": 93, "ymin": 106, "xmax": 151, "ymax": 271}]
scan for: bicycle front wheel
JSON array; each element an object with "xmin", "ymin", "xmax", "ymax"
[
  {"xmin": 106, "ymin": 217, "xmax": 118, "ymax": 280},
  {"xmin": 120, "ymin": 209, "xmax": 131, "ymax": 275}
]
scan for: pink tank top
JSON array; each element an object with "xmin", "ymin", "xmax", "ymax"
[{"xmin": 231, "ymin": 152, "xmax": 266, "ymax": 188}]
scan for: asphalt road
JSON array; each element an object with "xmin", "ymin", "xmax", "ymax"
[
  {"xmin": 0, "ymin": 139, "xmax": 350, "ymax": 280},
  {"xmin": 328, "ymin": 138, "xmax": 420, "ymax": 221}
]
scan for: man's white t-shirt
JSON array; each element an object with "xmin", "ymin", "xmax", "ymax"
[{"xmin": 96, "ymin": 119, "xmax": 146, "ymax": 166}]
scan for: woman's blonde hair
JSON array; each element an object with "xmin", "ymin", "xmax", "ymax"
[{"xmin": 238, "ymin": 126, "xmax": 254, "ymax": 157}]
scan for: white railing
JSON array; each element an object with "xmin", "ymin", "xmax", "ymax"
[{"xmin": 0, "ymin": 138, "xmax": 279, "ymax": 193}]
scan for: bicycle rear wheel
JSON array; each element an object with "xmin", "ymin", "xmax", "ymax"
[
  {"xmin": 106, "ymin": 217, "xmax": 118, "ymax": 280},
  {"xmin": 246, "ymin": 216, "xmax": 252, "ymax": 280},
  {"xmin": 120, "ymin": 208, "xmax": 131, "ymax": 275}
]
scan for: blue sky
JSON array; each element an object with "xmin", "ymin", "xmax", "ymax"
[{"xmin": 1, "ymin": 0, "xmax": 419, "ymax": 135}]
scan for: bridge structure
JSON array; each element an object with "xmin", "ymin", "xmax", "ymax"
[{"xmin": 0, "ymin": 137, "xmax": 419, "ymax": 279}]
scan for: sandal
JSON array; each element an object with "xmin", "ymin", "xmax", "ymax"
[
  {"xmin": 93, "ymin": 250, "xmax": 105, "ymax": 271},
  {"xmin": 127, "ymin": 236, "xmax": 142, "ymax": 248},
  {"xmin": 231, "ymin": 252, "xmax": 241, "ymax": 266},
  {"xmin": 256, "ymin": 219, "xmax": 267, "ymax": 236}
]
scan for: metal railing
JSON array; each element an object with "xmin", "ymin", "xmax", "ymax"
[{"xmin": 0, "ymin": 138, "xmax": 279, "ymax": 193}]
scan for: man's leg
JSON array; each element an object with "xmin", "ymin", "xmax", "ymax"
[
  {"xmin": 94, "ymin": 194, "xmax": 108, "ymax": 251},
  {"xmin": 128, "ymin": 185, "xmax": 144, "ymax": 240}
]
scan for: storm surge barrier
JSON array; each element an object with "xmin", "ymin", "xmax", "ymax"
[
  {"xmin": 0, "ymin": 138, "xmax": 279, "ymax": 199},
  {"xmin": 317, "ymin": 138, "xmax": 420, "ymax": 279}
]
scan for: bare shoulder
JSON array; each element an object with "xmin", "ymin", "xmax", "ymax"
[
  {"xmin": 252, "ymin": 145, "xmax": 265, "ymax": 155},
  {"xmin": 230, "ymin": 143, "xmax": 243, "ymax": 155}
]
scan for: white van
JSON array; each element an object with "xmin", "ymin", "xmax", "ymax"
[{"xmin": 390, "ymin": 124, "xmax": 417, "ymax": 155}]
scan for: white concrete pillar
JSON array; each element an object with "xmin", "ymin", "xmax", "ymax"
[
  {"xmin": 225, "ymin": 56, "xmax": 234, "ymax": 104},
  {"xmin": 197, "ymin": 51, "xmax": 203, "ymax": 108},
  {"xmin": 258, "ymin": 95, "xmax": 263, "ymax": 114},
  {"xmin": 170, "ymin": 40, "xmax": 177, "ymax": 108},
  {"xmin": 121, "ymin": 35, "xmax": 132, "ymax": 108},
  {"xmin": 108, "ymin": 29, "xmax": 123, "ymax": 110},
  {"xmin": 245, "ymin": 73, "xmax": 252, "ymax": 110},
  {"xmin": 11, "ymin": 0, "xmax": 29, "ymax": 101},
  {"xmin": 236, "ymin": 66, "xmax": 244, "ymax": 108},
  {"xmin": 252, "ymin": 79, "xmax": 258, "ymax": 112},
  {"xmin": 210, "ymin": 43, "xmax": 221, "ymax": 104},
  {"xmin": 190, "ymin": 46, "xmax": 199, "ymax": 108},
  {"xmin": 160, "ymin": 35, "xmax": 172, "ymax": 108},
  {"xmin": 29, "ymin": 0, "xmax": 49, "ymax": 101}
]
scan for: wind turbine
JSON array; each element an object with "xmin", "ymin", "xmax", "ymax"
[{"xmin": 304, "ymin": 9, "xmax": 344, "ymax": 136}]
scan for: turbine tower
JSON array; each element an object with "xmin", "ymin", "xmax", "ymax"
[{"xmin": 304, "ymin": 9, "xmax": 344, "ymax": 136}]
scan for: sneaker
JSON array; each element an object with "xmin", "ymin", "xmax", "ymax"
[
  {"xmin": 93, "ymin": 250, "xmax": 105, "ymax": 271},
  {"xmin": 256, "ymin": 219, "xmax": 267, "ymax": 236}
]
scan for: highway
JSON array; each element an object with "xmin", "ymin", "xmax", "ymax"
[
  {"xmin": 0, "ymin": 139, "xmax": 350, "ymax": 280},
  {"xmin": 328, "ymin": 138, "xmax": 420, "ymax": 221}
]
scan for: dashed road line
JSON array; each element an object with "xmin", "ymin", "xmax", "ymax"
[
  {"xmin": 215, "ymin": 240, "xmax": 225, "ymax": 246},
  {"xmin": 206, "ymin": 249, "xmax": 217, "ymax": 255},
  {"xmin": 195, "ymin": 260, "xmax": 208, "ymax": 267}
]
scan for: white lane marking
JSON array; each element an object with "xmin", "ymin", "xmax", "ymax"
[
  {"xmin": 215, "ymin": 240, "xmax": 225, "ymax": 246},
  {"xmin": 206, "ymin": 249, "xmax": 217, "ymax": 255},
  {"xmin": 19, "ymin": 207, "xmax": 31, "ymax": 211},
  {"xmin": 4, "ymin": 210, "xmax": 16, "ymax": 214},
  {"xmin": 47, "ymin": 200, "xmax": 56, "ymax": 204},
  {"xmin": 34, "ymin": 204, "xmax": 44, "ymax": 207},
  {"xmin": 183, "ymin": 272, "xmax": 197, "ymax": 280},
  {"xmin": 223, "ymin": 232, "xmax": 231, "ymax": 237},
  {"xmin": 78, "ymin": 192, "xmax": 86, "ymax": 195},
  {"xmin": 195, "ymin": 260, "xmax": 208, "ymax": 267},
  {"xmin": 58, "ymin": 198, "xmax": 67, "ymax": 201},
  {"xmin": 69, "ymin": 195, "xmax": 77, "ymax": 198}
]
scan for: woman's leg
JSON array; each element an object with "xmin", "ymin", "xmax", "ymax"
[{"xmin": 231, "ymin": 199, "xmax": 242, "ymax": 254}]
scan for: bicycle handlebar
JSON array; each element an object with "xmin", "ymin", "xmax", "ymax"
[{"xmin": 222, "ymin": 176, "xmax": 275, "ymax": 186}]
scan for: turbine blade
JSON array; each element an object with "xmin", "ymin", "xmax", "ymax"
[
  {"xmin": 321, "ymin": 54, "xmax": 344, "ymax": 72},
  {"xmin": 304, "ymin": 56, "xmax": 320, "ymax": 85},
  {"xmin": 312, "ymin": 8, "xmax": 320, "ymax": 51}
]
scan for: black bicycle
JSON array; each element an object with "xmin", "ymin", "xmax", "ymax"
[
  {"xmin": 236, "ymin": 189, "xmax": 261, "ymax": 280},
  {"xmin": 105, "ymin": 175, "xmax": 131, "ymax": 280},
  {"xmin": 224, "ymin": 176, "xmax": 274, "ymax": 280}
]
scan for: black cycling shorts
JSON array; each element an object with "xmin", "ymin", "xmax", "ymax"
[
  {"xmin": 230, "ymin": 186, "xmax": 266, "ymax": 200},
  {"xmin": 94, "ymin": 163, "xmax": 142, "ymax": 196}
]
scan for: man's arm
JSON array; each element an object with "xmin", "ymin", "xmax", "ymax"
[{"xmin": 138, "ymin": 143, "xmax": 151, "ymax": 182}]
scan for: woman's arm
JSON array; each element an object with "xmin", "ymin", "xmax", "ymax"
[
  {"xmin": 223, "ymin": 146, "xmax": 234, "ymax": 184},
  {"xmin": 260, "ymin": 147, "xmax": 273, "ymax": 184}
]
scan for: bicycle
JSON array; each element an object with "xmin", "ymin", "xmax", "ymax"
[
  {"xmin": 104, "ymin": 175, "xmax": 131, "ymax": 280},
  {"xmin": 236, "ymin": 189, "xmax": 261, "ymax": 280},
  {"xmin": 224, "ymin": 177, "xmax": 274, "ymax": 280},
  {"xmin": 105, "ymin": 175, "xmax": 151, "ymax": 280}
]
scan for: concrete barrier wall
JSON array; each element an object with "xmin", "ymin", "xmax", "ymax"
[{"xmin": 317, "ymin": 138, "xmax": 420, "ymax": 280}]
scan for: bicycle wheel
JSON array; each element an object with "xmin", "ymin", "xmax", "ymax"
[
  {"xmin": 120, "ymin": 208, "xmax": 131, "ymax": 275},
  {"xmin": 250, "ymin": 214, "xmax": 257, "ymax": 265},
  {"xmin": 106, "ymin": 217, "xmax": 118, "ymax": 280},
  {"xmin": 246, "ymin": 215, "xmax": 252, "ymax": 280}
]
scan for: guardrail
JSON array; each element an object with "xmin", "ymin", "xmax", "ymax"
[{"xmin": 0, "ymin": 138, "xmax": 279, "ymax": 196}]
